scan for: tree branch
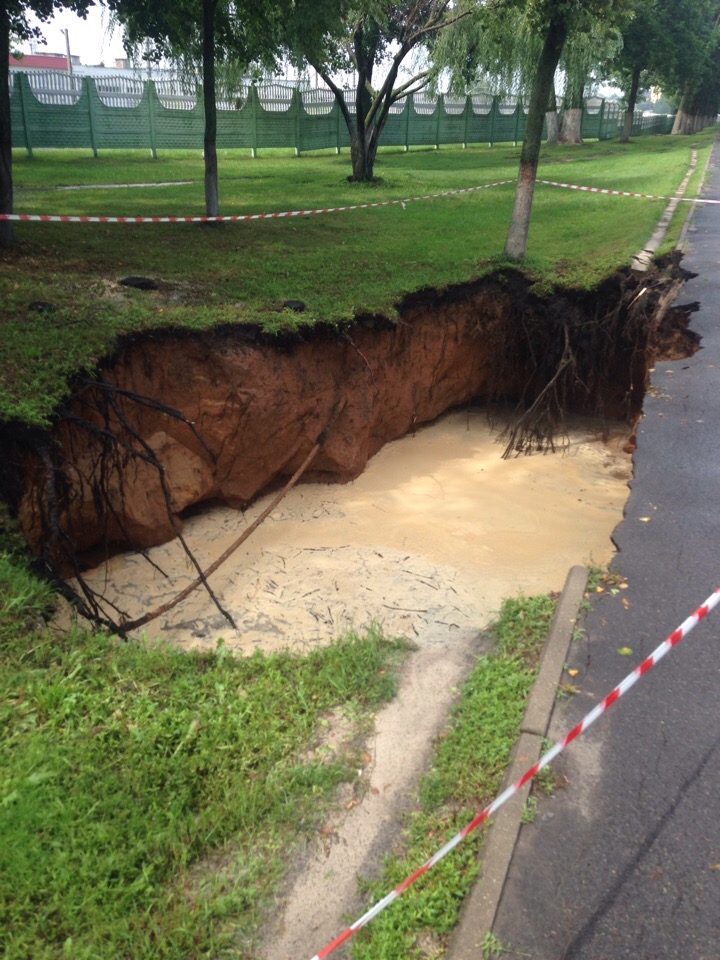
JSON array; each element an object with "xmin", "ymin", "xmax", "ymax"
[
  {"xmin": 390, "ymin": 70, "xmax": 431, "ymax": 103},
  {"xmin": 312, "ymin": 61, "xmax": 356, "ymax": 138},
  {"xmin": 407, "ymin": 6, "xmax": 470, "ymax": 44}
]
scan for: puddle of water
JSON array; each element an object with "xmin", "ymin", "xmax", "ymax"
[{"xmin": 76, "ymin": 410, "xmax": 631, "ymax": 653}]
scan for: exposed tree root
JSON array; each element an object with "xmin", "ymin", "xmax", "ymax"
[
  {"xmin": 13, "ymin": 378, "xmax": 235, "ymax": 636},
  {"xmin": 487, "ymin": 254, "xmax": 695, "ymax": 458},
  {"xmin": 119, "ymin": 398, "xmax": 346, "ymax": 633}
]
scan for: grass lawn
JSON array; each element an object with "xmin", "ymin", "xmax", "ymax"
[{"xmin": 1, "ymin": 129, "xmax": 715, "ymax": 425}]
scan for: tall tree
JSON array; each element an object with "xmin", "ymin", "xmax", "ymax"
[
  {"xmin": 605, "ymin": 0, "xmax": 718, "ymax": 141},
  {"xmin": 431, "ymin": 3, "xmax": 564, "ymax": 146},
  {"xmin": 503, "ymin": 7, "xmax": 567, "ymax": 257},
  {"xmin": 1, "ymin": 0, "xmax": 94, "ymax": 248},
  {"xmin": 609, "ymin": 0, "xmax": 658, "ymax": 142},
  {"xmin": 503, "ymin": 0, "xmax": 633, "ymax": 258},
  {"xmin": 662, "ymin": 0, "xmax": 720, "ymax": 134},
  {"xmin": 287, "ymin": 2, "xmax": 472, "ymax": 182},
  {"xmin": 108, "ymin": 0, "xmax": 338, "ymax": 214},
  {"xmin": 431, "ymin": 0, "xmax": 634, "ymax": 256}
]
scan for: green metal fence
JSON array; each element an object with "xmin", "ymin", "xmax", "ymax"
[{"xmin": 9, "ymin": 72, "xmax": 675, "ymax": 158}]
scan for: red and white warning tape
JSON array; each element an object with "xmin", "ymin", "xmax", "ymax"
[
  {"xmin": 538, "ymin": 178, "xmax": 720, "ymax": 204},
  {"xmin": 0, "ymin": 179, "xmax": 514, "ymax": 223},
  {"xmin": 2, "ymin": 175, "xmax": 716, "ymax": 224},
  {"xmin": 308, "ymin": 584, "xmax": 720, "ymax": 960}
]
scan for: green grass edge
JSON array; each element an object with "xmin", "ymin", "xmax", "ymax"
[{"xmin": 349, "ymin": 593, "xmax": 557, "ymax": 960}]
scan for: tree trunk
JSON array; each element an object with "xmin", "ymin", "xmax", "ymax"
[
  {"xmin": 620, "ymin": 66, "xmax": 641, "ymax": 143},
  {"xmin": 672, "ymin": 85, "xmax": 691, "ymax": 135},
  {"xmin": 0, "ymin": 7, "xmax": 13, "ymax": 249},
  {"xmin": 559, "ymin": 107, "xmax": 583, "ymax": 143},
  {"xmin": 350, "ymin": 133, "xmax": 378, "ymax": 180},
  {"xmin": 202, "ymin": 0, "xmax": 219, "ymax": 218},
  {"xmin": 504, "ymin": 17, "xmax": 567, "ymax": 259},
  {"xmin": 559, "ymin": 66, "xmax": 584, "ymax": 144},
  {"xmin": 545, "ymin": 83, "xmax": 559, "ymax": 144}
]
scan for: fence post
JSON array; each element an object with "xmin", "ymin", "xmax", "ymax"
[
  {"xmin": 16, "ymin": 73, "xmax": 34, "ymax": 158},
  {"xmin": 404, "ymin": 96, "xmax": 411, "ymax": 151},
  {"xmin": 489, "ymin": 96, "xmax": 497, "ymax": 147},
  {"xmin": 435, "ymin": 96, "xmax": 441, "ymax": 149},
  {"xmin": 292, "ymin": 87, "xmax": 301, "ymax": 157},
  {"xmin": 598, "ymin": 99, "xmax": 606, "ymax": 140},
  {"xmin": 462, "ymin": 94, "xmax": 470, "ymax": 148},
  {"xmin": 513, "ymin": 101, "xmax": 521, "ymax": 146},
  {"xmin": 85, "ymin": 77, "xmax": 98, "ymax": 157},
  {"xmin": 250, "ymin": 84, "xmax": 259, "ymax": 158},
  {"xmin": 336, "ymin": 99, "xmax": 341, "ymax": 154},
  {"xmin": 146, "ymin": 80, "xmax": 157, "ymax": 159}
]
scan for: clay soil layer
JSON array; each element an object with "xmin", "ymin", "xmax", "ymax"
[{"xmin": 7, "ymin": 258, "xmax": 692, "ymax": 595}]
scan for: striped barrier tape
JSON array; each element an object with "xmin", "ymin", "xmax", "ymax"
[
  {"xmin": 0, "ymin": 179, "xmax": 515, "ymax": 223},
  {"xmin": 537, "ymin": 178, "xmax": 720, "ymax": 204},
  {"xmin": 3, "ymin": 176, "xmax": 716, "ymax": 225},
  {"xmin": 308, "ymin": 584, "xmax": 720, "ymax": 960}
]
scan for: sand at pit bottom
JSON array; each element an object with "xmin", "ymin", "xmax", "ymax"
[{"xmin": 79, "ymin": 410, "xmax": 631, "ymax": 653}]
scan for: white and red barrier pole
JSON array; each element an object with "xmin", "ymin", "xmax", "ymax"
[{"xmin": 309, "ymin": 585, "xmax": 720, "ymax": 960}]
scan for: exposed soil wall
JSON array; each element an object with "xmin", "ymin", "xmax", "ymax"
[{"xmin": 1, "ymin": 257, "xmax": 697, "ymax": 598}]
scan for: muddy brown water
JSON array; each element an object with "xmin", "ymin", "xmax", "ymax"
[
  {"xmin": 69, "ymin": 409, "xmax": 632, "ymax": 959},
  {"xmin": 77, "ymin": 410, "xmax": 631, "ymax": 651}
]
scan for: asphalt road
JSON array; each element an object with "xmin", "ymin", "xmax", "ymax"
[{"xmin": 491, "ymin": 145, "xmax": 720, "ymax": 960}]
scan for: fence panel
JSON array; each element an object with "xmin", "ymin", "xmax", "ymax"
[
  {"xmin": 11, "ymin": 73, "xmax": 93, "ymax": 152},
  {"xmin": 407, "ymin": 98, "xmax": 441, "ymax": 146},
  {"xmin": 437, "ymin": 96, "xmax": 470, "ymax": 145},
  {"xmin": 155, "ymin": 93, "xmax": 206, "ymax": 150},
  {"xmin": 89, "ymin": 81, "xmax": 154, "ymax": 150},
  {"xmin": 9, "ymin": 71, "xmax": 676, "ymax": 157}
]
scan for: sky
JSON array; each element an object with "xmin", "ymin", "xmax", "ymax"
[{"xmin": 18, "ymin": 7, "xmax": 127, "ymax": 66}]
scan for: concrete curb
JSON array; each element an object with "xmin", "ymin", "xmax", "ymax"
[
  {"xmin": 631, "ymin": 151, "xmax": 698, "ymax": 271},
  {"xmin": 445, "ymin": 565, "xmax": 589, "ymax": 959}
]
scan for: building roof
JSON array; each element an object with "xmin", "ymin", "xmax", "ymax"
[{"xmin": 9, "ymin": 53, "xmax": 69, "ymax": 70}]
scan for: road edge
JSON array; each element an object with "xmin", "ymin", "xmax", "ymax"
[{"xmin": 445, "ymin": 564, "xmax": 589, "ymax": 959}]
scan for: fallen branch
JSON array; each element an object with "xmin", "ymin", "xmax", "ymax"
[{"xmin": 119, "ymin": 399, "xmax": 346, "ymax": 634}]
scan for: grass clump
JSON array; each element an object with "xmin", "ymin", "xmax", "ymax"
[
  {"xmin": 350, "ymin": 592, "xmax": 556, "ymax": 960},
  {"xmin": 0, "ymin": 561, "xmax": 410, "ymax": 960}
]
